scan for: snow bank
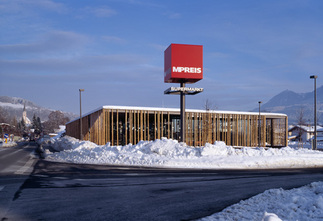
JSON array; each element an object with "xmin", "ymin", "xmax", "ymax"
[
  {"xmin": 199, "ymin": 181, "xmax": 323, "ymax": 221},
  {"xmin": 0, "ymin": 141, "xmax": 17, "ymax": 148},
  {"xmin": 45, "ymin": 136, "xmax": 323, "ymax": 169}
]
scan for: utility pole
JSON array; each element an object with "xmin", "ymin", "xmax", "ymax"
[{"xmin": 310, "ymin": 75, "xmax": 318, "ymax": 150}]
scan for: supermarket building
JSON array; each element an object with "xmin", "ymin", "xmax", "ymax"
[{"xmin": 66, "ymin": 105, "xmax": 288, "ymax": 148}]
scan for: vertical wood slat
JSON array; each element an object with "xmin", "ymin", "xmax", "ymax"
[
  {"xmin": 246, "ymin": 115, "xmax": 250, "ymax": 147},
  {"xmin": 185, "ymin": 113, "xmax": 189, "ymax": 145},
  {"xmin": 134, "ymin": 111, "xmax": 137, "ymax": 144},
  {"xmin": 244, "ymin": 115, "xmax": 247, "ymax": 147},
  {"xmin": 161, "ymin": 111, "xmax": 164, "ymax": 139},
  {"xmin": 284, "ymin": 116, "xmax": 288, "ymax": 147},
  {"xmin": 125, "ymin": 110, "xmax": 128, "ymax": 145},
  {"xmin": 212, "ymin": 114, "xmax": 215, "ymax": 142},
  {"xmin": 131, "ymin": 110, "xmax": 133, "ymax": 144},
  {"xmin": 167, "ymin": 112, "xmax": 170, "ymax": 139},
  {"xmin": 140, "ymin": 111, "xmax": 143, "ymax": 141},
  {"xmin": 98, "ymin": 110, "xmax": 101, "ymax": 145},
  {"xmin": 116, "ymin": 110, "xmax": 119, "ymax": 146},
  {"xmin": 154, "ymin": 111, "xmax": 157, "ymax": 140},
  {"xmin": 217, "ymin": 114, "xmax": 220, "ymax": 142},
  {"xmin": 129, "ymin": 110, "xmax": 132, "ymax": 144},
  {"xmin": 203, "ymin": 113, "xmax": 207, "ymax": 145},
  {"xmin": 189, "ymin": 112, "xmax": 192, "ymax": 146},
  {"xmin": 236, "ymin": 115, "xmax": 240, "ymax": 146},
  {"xmin": 107, "ymin": 109, "xmax": 110, "ymax": 143},
  {"xmin": 254, "ymin": 115, "xmax": 258, "ymax": 147},
  {"xmin": 186, "ymin": 112, "xmax": 190, "ymax": 146},
  {"xmin": 237, "ymin": 114, "xmax": 240, "ymax": 146},
  {"xmin": 137, "ymin": 111, "xmax": 140, "ymax": 142},
  {"xmin": 227, "ymin": 115, "xmax": 231, "ymax": 146},
  {"xmin": 142, "ymin": 111, "xmax": 147, "ymax": 140},
  {"xmin": 157, "ymin": 111, "xmax": 160, "ymax": 139},
  {"xmin": 261, "ymin": 115, "xmax": 266, "ymax": 147},
  {"xmin": 222, "ymin": 114, "xmax": 226, "ymax": 143},
  {"xmin": 199, "ymin": 113, "xmax": 202, "ymax": 146},
  {"xmin": 147, "ymin": 111, "xmax": 150, "ymax": 141},
  {"xmin": 111, "ymin": 109, "xmax": 114, "ymax": 145},
  {"xmin": 251, "ymin": 115, "xmax": 255, "ymax": 147}
]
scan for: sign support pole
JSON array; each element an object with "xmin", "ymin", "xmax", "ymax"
[
  {"xmin": 180, "ymin": 82, "xmax": 185, "ymax": 142},
  {"xmin": 164, "ymin": 43, "xmax": 203, "ymax": 144}
]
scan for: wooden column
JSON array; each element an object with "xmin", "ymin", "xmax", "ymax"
[
  {"xmin": 133, "ymin": 111, "xmax": 136, "ymax": 144},
  {"xmin": 140, "ymin": 110, "xmax": 143, "ymax": 141},
  {"xmin": 111, "ymin": 109, "xmax": 114, "ymax": 145},
  {"xmin": 167, "ymin": 112, "xmax": 170, "ymax": 139},
  {"xmin": 154, "ymin": 111, "xmax": 157, "ymax": 140},
  {"xmin": 147, "ymin": 111, "xmax": 150, "ymax": 141},
  {"xmin": 116, "ymin": 110, "xmax": 119, "ymax": 146}
]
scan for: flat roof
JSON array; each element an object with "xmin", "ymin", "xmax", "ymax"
[{"xmin": 67, "ymin": 105, "xmax": 287, "ymax": 124}]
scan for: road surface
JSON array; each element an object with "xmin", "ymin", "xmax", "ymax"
[
  {"xmin": 2, "ymin": 158, "xmax": 323, "ymax": 221},
  {"xmin": 0, "ymin": 142, "xmax": 38, "ymax": 220}
]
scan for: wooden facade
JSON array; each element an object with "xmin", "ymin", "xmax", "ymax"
[{"xmin": 66, "ymin": 106, "xmax": 288, "ymax": 147}]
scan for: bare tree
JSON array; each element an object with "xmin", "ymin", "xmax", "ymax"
[
  {"xmin": 296, "ymin": 106, "xmax": 306, "ymax": 148},
  {"xmin": 203, "ymin": 99, "xmax": 216, "ymax": 111},
  {"xmin": 43, "ymin": 111, "xmax": 70, "ymax": 134}
]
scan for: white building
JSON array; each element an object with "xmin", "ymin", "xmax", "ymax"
[
  {"xmin": 289, "ymin": 125, "xmax": 323, "ymax": 142},
  {"xmin": 22, "ymin": 103, "xmax": 31, "ymax": 126}
]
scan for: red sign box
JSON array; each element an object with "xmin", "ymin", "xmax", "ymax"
[{"xmin": 164, "ymin": 44, "xmax": 203, "ymax": 83}]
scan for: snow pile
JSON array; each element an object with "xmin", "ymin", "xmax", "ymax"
[
  {"xmin": 45, "ymin": 136, "xmax": 323, "ymax": 169},
  {"xmin": 51, "ymin": 136, "xmax": 98, "ymax": 152},
  {"xmin": 199, "ymin": 181, "xmax": 323, "ymax": 221},
  {"xmin": 0, "ymin": 141, "xmax": 17, "ymax": 148}
]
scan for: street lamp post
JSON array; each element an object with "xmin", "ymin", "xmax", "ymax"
[
  {"xmin": 310, "ymin": 75, "xmax": 318, "ymax": 150},
  {"xmin": 79, "ymin": 89, "xmax": 84, "ymax": 140},
  {"xmin": 258, "ymin": 101, "xmax": 262, "ymax": 147}
]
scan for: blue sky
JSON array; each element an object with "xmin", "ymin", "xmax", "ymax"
[{"xmin": 1, "ymin": 0, "xmax": 322, "ymax": 114}]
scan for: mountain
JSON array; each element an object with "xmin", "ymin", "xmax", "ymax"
[
  {"xmin": 0, "ymin": 96, "xmax": 77, "ymax": 122},
  {"xmin": 257, "ymin": 86, "xmax": 323, "ymax": 124}
]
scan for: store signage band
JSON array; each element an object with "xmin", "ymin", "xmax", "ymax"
[
  {"xmin": 164, "ymin": 87, "xmax": 204, "ymax": 95},
  {"xmin": 169, "ymin": 87, "xmax": 203, "ymax": 92}
]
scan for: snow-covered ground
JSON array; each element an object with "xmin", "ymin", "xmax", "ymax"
[
  {"xmin": 46, "ymin": 136, "xmax": 323, "ymax": 169},
  {"xmin": 200, "ymin": 181, "xmax": 323, "ymax": 221},
  {"xmin": 0, "ymin": 141, "xmax": 17, "ymax": 148},
  {"xmin": 44, "ymin": 136, "xmax": 323, "ymax": 221}
]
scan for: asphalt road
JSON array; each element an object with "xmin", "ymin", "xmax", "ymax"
[
  {"xmin": 2, "ymin": 157, "xmax": 323, "ymax": 221},
  {"xmin": 0, "ymin": 142, "xmax": 38, "ymax": 220}
]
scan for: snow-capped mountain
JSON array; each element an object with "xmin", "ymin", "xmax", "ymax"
[
  {"xmin": 0, "ymin": 96, "xmax": 77, "ymax": 122},
  {"xmin": 256, "ymin": 86, "xmax": 323, "ymax": 124}
]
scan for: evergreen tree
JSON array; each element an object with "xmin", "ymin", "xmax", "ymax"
[
  {"xmin": 20, "ymin": 119, "xmax": 26, "ymax": 133},
  {"xmin": 32, "ymin": 114, "xmax": 43, "ymax": 135},
  {"xmin": 37, "ymin": 117, "xmax": 42, "ymax": 132},
  {"xmin": 32, "ymin": 114, "xmax": 37, "ymax": 129}
]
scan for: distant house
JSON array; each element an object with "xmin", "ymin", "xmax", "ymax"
[{"xmin": 288, "ymin": 125, "xmax": 323, "ymax": 142}]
